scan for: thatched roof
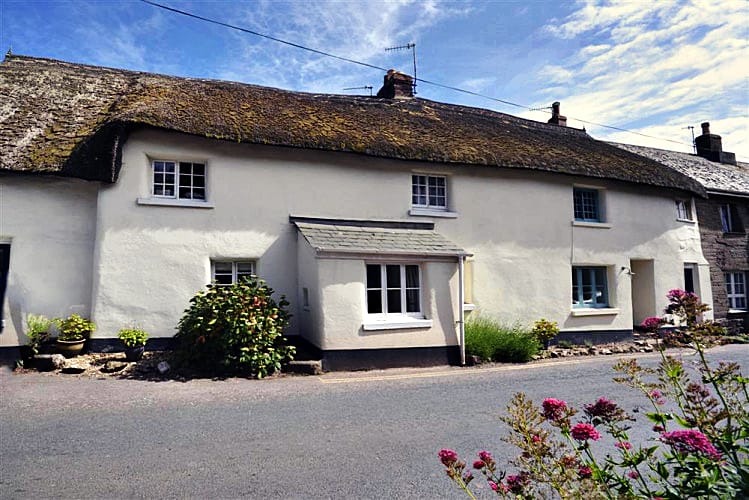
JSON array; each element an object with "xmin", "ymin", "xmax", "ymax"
[{"xmin": 0, "ymin": 55, "xmax": 704, "ymax": 195}]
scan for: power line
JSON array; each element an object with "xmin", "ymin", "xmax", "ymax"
[{"xmin": 140, "ymin": 0, "xmax": 694, "ymax": 149}]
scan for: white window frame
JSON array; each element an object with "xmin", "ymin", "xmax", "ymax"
[
  {"xmin": 725, "ymin": 272, "xmax": 747, "ymax": 311},
  {"xmin": 211, "ymin": 260, "xmax": 255, "ymax": 285},
  {"xmin": 412, "ymin": 174, "xmax": 447, "ymax": 211},
  {"xmin": 675, "ymin": 199, "xmax": 692, "ymax": 221},
  {"xmin": 152, "ymin": 160, "xmax": 207, "ymax": 201}
]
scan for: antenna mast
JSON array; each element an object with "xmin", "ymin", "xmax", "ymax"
[
  {"xmin": 683, "ymin": 126, "xmax": 696, "ymax": 153},
  {"xmin": 385, "ymin": 43, "xmax": 417, "ymax": 95}
]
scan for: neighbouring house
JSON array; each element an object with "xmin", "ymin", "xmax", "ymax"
[
  {"xmin": 0, "ymin": 55, "xmax": 711, "ymax": 369},
  {"xmin": 614, "ymin": 125, "xmax": 749, "ymax": 333}
]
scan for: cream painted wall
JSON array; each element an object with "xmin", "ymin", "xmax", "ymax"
[
  {"xmin": 81, "ymin": 128, "xmax": 711, "ymax": 346},
  {"xmin": 0, "ymin": 175, "xmax": 98, "ymax": 347},
  {"xmin": 312, "ymin": 257, "xmax": 458, "ymax": 350}
]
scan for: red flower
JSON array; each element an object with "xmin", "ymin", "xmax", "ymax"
[
  {"xmin": 542, "ymin": 398, "xmax": 568, "ymax": 421},
  {"xmin": 627, "ymin": 471, "xmax": 640, "ymax": 479},
  {"xmin": 578, "ymin": 466, "xmax": 593, "ymax": 478},
  {"xmin": 477, "ymin": 450, "xmax": 493, "ymax": 463},
  {"xmin": 488, "ymin": 481, "xmax": 498, "ymax": 492},
  {"xmin": 584, "ymin": 397, "xmax": 627, "ymax": 423},
  {"xmin": 615, "ymin": 441, "xmax": 632, "ymax": 450},
  {"xmin": 660, "ymin": 430, "xmax": 722, "ymax": 460},
  {"xmin": 571, "ymin": 423, "xmax": 601, "ymax": 441},
  {"xmin": 438, "ymin": 448, "xmax": 459, "ymax": 466},
  {"xmin": 472, "ymin": 460, "xmax": 485, "ymax": 470}
]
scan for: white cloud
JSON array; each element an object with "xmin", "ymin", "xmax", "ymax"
[{"xmin": 535, "ymin": 0, "xmax": 749, "ymax": 160}]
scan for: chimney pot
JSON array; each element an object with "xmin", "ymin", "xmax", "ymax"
[
  {"xmin": 695, "ymin": 122, "xmax": 736, "ymax": 165},
  {"xmin": 701, "ymin": 122, "xmax": 710, "ymax": 135},
  {"xmin": 547, "ymin": 101, "xmax": 567, "ymax": 126},
  {"xmin": 376, "ymin": 69, "xmax": 414, "ymax": 98}
]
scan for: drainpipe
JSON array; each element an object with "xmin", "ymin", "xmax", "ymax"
[{"xmin": 458, "ymin": 254, "xmax": 465, "ymax": 365}]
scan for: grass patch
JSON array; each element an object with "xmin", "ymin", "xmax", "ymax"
[{"xmin": 465, "ymin": 316, "xmax": 540, "ymax": 363}]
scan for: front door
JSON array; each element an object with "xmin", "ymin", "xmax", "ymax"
[{"xmin": 0, "ymin": 243, "xmax": 10, "ymax": 332}]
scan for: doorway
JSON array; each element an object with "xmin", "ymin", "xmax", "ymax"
[
  {"xmin": 0, "ymin": 243, "xmax": 9, "ymax": 332},
  {"xmin": 630, "ymin": 259, "xmax": 655, "ymax": 326}
]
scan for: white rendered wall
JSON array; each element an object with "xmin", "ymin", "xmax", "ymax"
[
  {"xmin": 89, "ymin": 129, "xmax": 711, "ymax": 346},
  {"xmin": 0, "ymin": 175, "xmax": 98, "ymax": 347}
]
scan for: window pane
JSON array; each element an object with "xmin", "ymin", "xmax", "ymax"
[
  {"xmin": 406, "ymin": 289, "xmax": 420, "ymax": 313},
  {"xmin": 386, "ymin": 265, "xmax": 400, "ymax": 288},
  {"xmin": 405, "ymin": 265, "xmax": 419, "ymax": 288},
  {"xmin": 192, "ymin": 163, "xmax": 205, "ymax": 176},
  {"xmin": 366, "ymin": 265, "xmax": 381, "ymax": 288},
  {"xmin": 178, "ymin": 187, "xmax": 192, "ymax": 199},
  {"xmin": 367, "ymin": 290, "xmax": 382, "ymax": 314},
  {"xmin": 180, "ymin": 162, "xmax": 194, "ymax": 175},
  {"xmin": 213, "ymin": 261, "xmax": 233, "ymax": 285},
  {"xmin": 387, "ymin": 290, "xmax": 402, "ymax": 313},
  {"xmin": 192, "ymin": 188, "xmax": 206, "ymax": 200}
]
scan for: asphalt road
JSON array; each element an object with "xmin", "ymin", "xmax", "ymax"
[{"xmin": 1, "ymin": 345, "xmax": 746, "ymax": 499}]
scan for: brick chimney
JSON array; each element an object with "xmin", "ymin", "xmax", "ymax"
[
  {"xmin": 547, "ymin": 101, "xmax": 567, "ymax": 126},
  {"xmin": 376, "ymin": 70, "xmax": 414, "ymax": 98},
  {"xmin": 695, "ymin": 122, "xmax": 736, "ymax": 165}
]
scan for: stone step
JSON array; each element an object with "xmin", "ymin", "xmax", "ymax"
[{"xmin": 284, "ymin": 360, "xmax": 323, "ymax": 375}]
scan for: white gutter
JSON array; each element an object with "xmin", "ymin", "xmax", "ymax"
[{"xmin": 458, "ymin": 254, "xmax": 466, "ymax": 366}]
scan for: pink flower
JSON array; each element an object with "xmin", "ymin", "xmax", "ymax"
[
  {"xmin": 571, "ymin": 423, "xmax": 601, "ymax": 441},
  {"xmin": 542, "ymin": 398, "xmax": 568, "ymax": 421},
  {"xmin": 652, "ymin": 425, "xmax": 665, "ymax": 433},
  {"xmin": 615, "ymin": 441, "xmax": 633, "ymax": 450},
  {"xmin": 650, "ymin": 390, "xmax": 666, "ymax": 405},
  {"xmin": 578, "ymin": 466, "xmax": 593, "ymax": 478},
  {"xmin": 640, "ymin": 316, "xmax": 664, "ymax": 332},
  {"xmin": 488, "ymin": 481, "xmax": 498, "ymax": 492},
  {"xmin": 584, "ymin": 397, "xmax": 627, "ymax": 423},
  {"xmin": 477, "ymin": 450, "xmax": 493, "ymax": 463},
  {"xmin": 472, "ymin": 460, "xmax": 485, "ymax": 470},
  {"xmin": 667, "ymin": 289, "xmax": 687, "ymax": 301},
  {"xmin": 660, "ymin": 430, "xmax": 722, "ymax": 460},
  {"xmin": 505, "ymin": 472, "xmax": 529, "ymax": 493},
  {"xmin": 627, "ymin": 471, "xmax": 640, "ymax": 479},
  {"xmin": 438, "ymin": 448, "xmax": 459, "ymax": 466},
  {"xmin": 531, "ymin": 434, "xmax": 541, "ymax": 443}
]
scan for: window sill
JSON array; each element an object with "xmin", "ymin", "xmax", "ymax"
[
  {"xmin": 137, "ymin": 198, "xmax": 215, "ymax": 209},
  {"xmin": 362, "ymin": 318, "xmax": 433, "ymax": 331},
  {"xmin": 409, "ymin": 208, "xmax": 458, "ymax": 218},
  {"xmin": 570, "ymin": 308, "xmax": 620, "ymax": 317},
  {"xmin": 463, "ymin": 303, "xmax": 476, "ymax": 311},
  {"xmin": 728, "ymin": 309, "xmax": 747, "ymax": 314},
  {"xmin": 572, "ymin": 221, "xmax": 612, "ymax": 229},
  {"xmin": 676, "ymin": 218, "xmax": 695, "ymax": 224}
]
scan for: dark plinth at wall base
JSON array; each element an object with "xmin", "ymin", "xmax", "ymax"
[
  {"xmin": 551, "ymin": 329, "xmax": 633, "ymax": 346},
  {"xmin": 321, "ymin": 346, "xmax": 461, "ymax": 372},
  {"xmin": 0, "ymin": 346, "xmax": 22, "ymax": 366},
  {"xmin": 87, "ymin": 337, "xmax": 175, "ymax": 352}
]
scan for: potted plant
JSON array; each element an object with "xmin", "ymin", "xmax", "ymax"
[
  {"xmin": 118, "ymin": 328, "xmax": 149, "ymax": 361},
  {"xmin": 55, "ymin": 314, "xmax": 95, "ymax": 357},
  {"xmin": 21, "ymin": 313, "xmax": 52, "ymax": 366}
]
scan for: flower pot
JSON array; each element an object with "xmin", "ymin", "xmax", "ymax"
[
  {"xmin": 19, "ymin": 345, "xmax": 35, "ymax": 367},
  {"xmin": 124, "ymin": 345, "xmax": 145, "ymax": 362},
  {"xmin": 56, "ymin": 339, "xmax": 85, "ymax": 358}
]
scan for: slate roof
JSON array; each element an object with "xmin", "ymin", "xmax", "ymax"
[
  {"xmin": 0, "ymin": 54, "xmax": 703, "ymax": 195},
  {"xmin": 611, "ymin": 143, "xmax": 749, "ymax": 196},
  {"xmin": 294, "ymin": 221, "xmax": 469, "ymax": 257}
]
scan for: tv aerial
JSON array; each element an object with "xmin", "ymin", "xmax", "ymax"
[{"xmin": 385, "ymin": 42, "xmax": 417, "ymax": 95}]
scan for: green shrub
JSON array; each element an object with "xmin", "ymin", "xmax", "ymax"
[
  {"xmin": 532, "ymin": 318, "xmax": 560, "ymax": 347},
  {"xmin": 174, "ymin": 277, "xmax": 295, "ymax": 378},
  {"xmin": 25, "ymin": 313, "xmax": 52, "ymax": 354},
  {"xmin": 55, "ymin": 314, "xmax": 95, "ymax": 341},
  {"xmin": 466, "ymin": 316, "xmax": 540, "ymax": 363},
  {"xmin": 118, "ymin": 328, "xmax": 149, "ymax": 348}
]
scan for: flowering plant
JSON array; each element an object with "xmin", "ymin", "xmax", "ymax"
[{"xmin": 440, "ymin": 292, "xmax": 748, "ymax": 498}]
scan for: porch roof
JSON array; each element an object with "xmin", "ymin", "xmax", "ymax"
[{"xmin": 293, "ymin": 219, "xmax": 469, "ymax": 258}]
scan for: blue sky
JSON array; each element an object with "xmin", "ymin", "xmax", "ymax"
[{"xmin": 2, "ymin": 0, "xmax": 748, "ymax": 159}]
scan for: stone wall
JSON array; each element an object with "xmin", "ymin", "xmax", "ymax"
[{"xmin": 696, "ymin": 195, "xmax": 749, "ymax": 333}]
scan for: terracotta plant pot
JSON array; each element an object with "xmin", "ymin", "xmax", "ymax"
[
  {"xmin": 56, "ymin": 339, "xmax": 85, "ymax": 358},
  {"xmin": 124, "ymin": 345, "xmax": 145, "ymax": 362}
]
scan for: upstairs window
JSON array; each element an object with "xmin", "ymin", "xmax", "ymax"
[
  {"xmin": 720, "ymin": 204, "xmax": 742, "ymax": 233},
  {"xmin": 675, "ymin": 200, "xmax": 692, "ymax": 221},
  {"xmin": 572, "ymin": 266, "xmax": 609, "ymax": 308},
  {"xmin": 366, "ymin": 264, "xmax": 421, "ymax": 316},
  {"xmin": 412, "ymin": 175, "xmax": 447, "ymax": 210},
  {"xmin": 573, "ymin": 187, "xmax": 602, "ymax": 222},
  {"xmin": 153, "ymin": 160, "xmax": 206, "ymax": 201},
  {"xmin": 212, "ymin": 261, "xmax": 255, "ymax": 285},
  {"xmin": 725, "ymin": 272, "xmax": 747, "ymax": 310}
]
